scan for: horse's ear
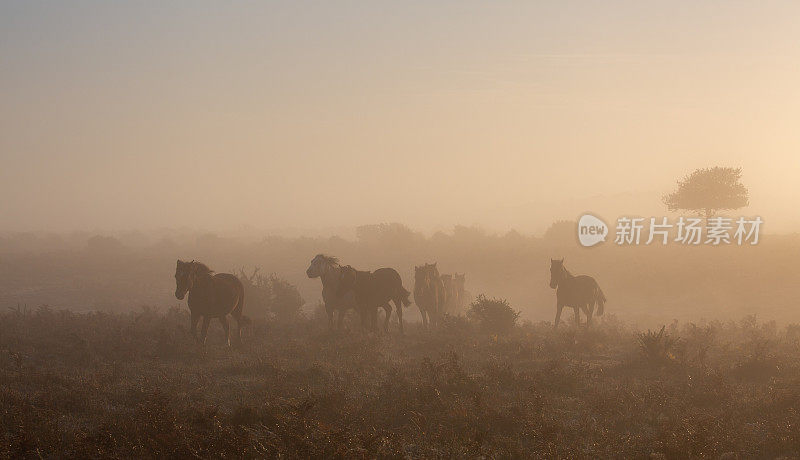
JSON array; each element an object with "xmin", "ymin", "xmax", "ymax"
[{"xmin": 561, "ymin": 257, "xmax": 565, "ymax": 262}]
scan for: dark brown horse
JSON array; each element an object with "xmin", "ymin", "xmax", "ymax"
[
  {"xmin": 337, "ymin": 265, "xmax": 411, "ymax": 334},
  {"xmin": 306, "ymin": 254, "xmax": 392, "ymax": 331},
  {"xmin": 175, "ymin": 260, "xmax": 245, "ymax": 346},
  {"xmin": 414, "ymin": 263, "xmax": 445, "ymax": 329},
  {"xmin": 549, "ymin": 258, "xmax": 606, "ymax": 328},
  {"xmin": 306, "ymin": 254, "xmax": 356, "ymax": 330}
]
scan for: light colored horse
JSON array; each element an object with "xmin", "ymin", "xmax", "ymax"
[
  {"xmin": 453, "ymin": 273, "xmax": 466, "ymax": 310},
  {"xmin": 441, "ymin": 272, "xmax": 467, "ymax": 313},
  {"xmin": 414, "ymin": 263, "xmax": 445, "ymax": 329}
]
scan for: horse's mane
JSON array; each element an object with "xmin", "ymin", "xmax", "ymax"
[
  {"xmin": 316, "ymin": 254, "xmax": 339, "ymax": 265},
  {"xmin": 190, "ymin": 261, "xmax": 214, "ymax": 275}
]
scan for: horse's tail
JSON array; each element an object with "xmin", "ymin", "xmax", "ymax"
[{"xmin": 595, "ymin": 286, "xmax": 606, "ymax": 316}]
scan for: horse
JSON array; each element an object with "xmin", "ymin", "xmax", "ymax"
[
  {"xmin": 414, "ymin": 263, "xmax": 446, "ymax": 329},
  {"xmin": 337, "ymin": 265, "xmax": 411, "ymax": 334},
  {"xmin": 306, "ymin": 254, "xmax": 391, "ymax": 331},
  {"xmin": 306, "ymin": 254, "xmax": 356, "ymax": 330},
  {"xmin": 441, "ymin": 274, "xmax": 454, "ymax": 311},
  {"xmin": 441, "ymin": 272, "xmax": 466, "ymax": 312},
  {"xmin": 174, "ymin": 260, "xmax": 245, "ymax": 346},
  {"xmin": 454, "ymin": 273, "xmax": 466, "ymax": 310},
  {"xmin": 548, "ymin": 258, "xmax": 606, "ymax": 328}
]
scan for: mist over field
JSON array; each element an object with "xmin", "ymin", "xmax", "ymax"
[{"xmin": 1, "ymin": 224, "xmax": 798, "ymax": 328}]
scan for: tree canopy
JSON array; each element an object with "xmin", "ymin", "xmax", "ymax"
[{"xmin": 662, "ymin": 167, "xmax": 749, "ymax": 218}]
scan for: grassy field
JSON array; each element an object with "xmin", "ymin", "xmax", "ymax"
[{"xmin": 2, "ymin": 306, "xmax": 800, "ymax": 458}]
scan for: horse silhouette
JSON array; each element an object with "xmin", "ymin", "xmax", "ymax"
[
  {"xmin": 441, "ymin": 272, "xmax": 467, "ymax": 312},
  {"xmin": 306, "ymin": 254, "xmax": 363, "ymax": 330},
  {"xmin": 174, "ymin": 260, "xmax": 245, "ymax": 346},
  {"xmin": 454, "ymin": 273, "xmax": 466, "ymax": 310},
  {"xmin": 414, "ymin": 263, "xmax": 446, "ymax": 329},
  {"xmin": 306, "ymin": 254, "xmax": 393, "ymax": 331},
  {"xmin": 337, "ymin": 265, "xmax": 411, "ymax": 334},
  {"xmin": 549, "ymin": 258, "xmax": 606, "ymax": 328}
]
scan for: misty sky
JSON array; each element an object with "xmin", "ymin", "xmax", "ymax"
[{"xmin": 2, "ymin": 1, "xmax": 799, "ymax": 234}]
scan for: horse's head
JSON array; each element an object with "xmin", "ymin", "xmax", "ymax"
[
  {"xmin": 337, "ymin": 265, "xmax": 357, "ymax": 296},
  {"xmin": 175, "ymin": 259, "xmax": 196, "ymax": 300},
  {"xmin": 549, "ymin": 258, "xmax": 565, "ymax": 289},
  {"xmin": 307, "ymin": 254, "xmax": 337, "ymax": 278},
  {"xmin": 415, "ymin": 263, "xmax": 436, "ymax": 289}
]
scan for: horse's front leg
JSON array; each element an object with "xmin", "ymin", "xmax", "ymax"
[
  {"xmin": 336, "ymin": 308, "xmax": 345, "ymax": 331},
  {"xmin": 553, "ymin": 303, "xmax": 564, "ymax": 329},
  {"xmin": 190, "ymin": 311, "xmax": 201, "ymax": 342},
  {"xmin": 359, "ymin": 308, "xmax": 373, "ymax": 332},
  {"xmin": 573, "ymin": 306, "xmax": 581, "ymax": 326},
  {"xmin": 325, "ymin": 302, "xmax": 335, "ymax": 330},
  {"xmin": 379, "ymin": 304, "xmax": 390, "ymax": 333},
  {"xmin": 394, "ymin": 300, "xmax": 404, "ymax": 335},
  {"xmin": 200, "ymin": 317, "xmax": 211, "ymax": 345}
]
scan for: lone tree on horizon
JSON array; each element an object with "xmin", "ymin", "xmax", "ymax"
[{"xmin": 662, "ymin": 167, "xmax": 749, "ymax": 219}]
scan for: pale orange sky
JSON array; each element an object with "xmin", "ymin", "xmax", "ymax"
[{"xmin": 1, "ymin": 2, "xmax": 799, "ymax": 234}]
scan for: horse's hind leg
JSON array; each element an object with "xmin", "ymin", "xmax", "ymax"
[
  {"xmin": 573, "ymin": 307, "xmax": 581, "ymax": 326},
  {"xmin": 227, "ymin": 308, "xmax": 244, "ymax": 347},
  {"xmin": 219, "ymin": 316, "xmax": 231, "ymax": 347}
]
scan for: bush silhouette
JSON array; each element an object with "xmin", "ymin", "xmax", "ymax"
[
  {"xmin": 238, "ymin": 268, "xmax": 304, "ymax": 322},
  {"xmin": 467, "ymin": 294, "xmax": 519, "ymax": 335}
]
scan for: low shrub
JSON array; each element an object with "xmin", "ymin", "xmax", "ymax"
[{"xmin": 467, "ymin": 294, "xmax": 520, "ymax": 335}]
